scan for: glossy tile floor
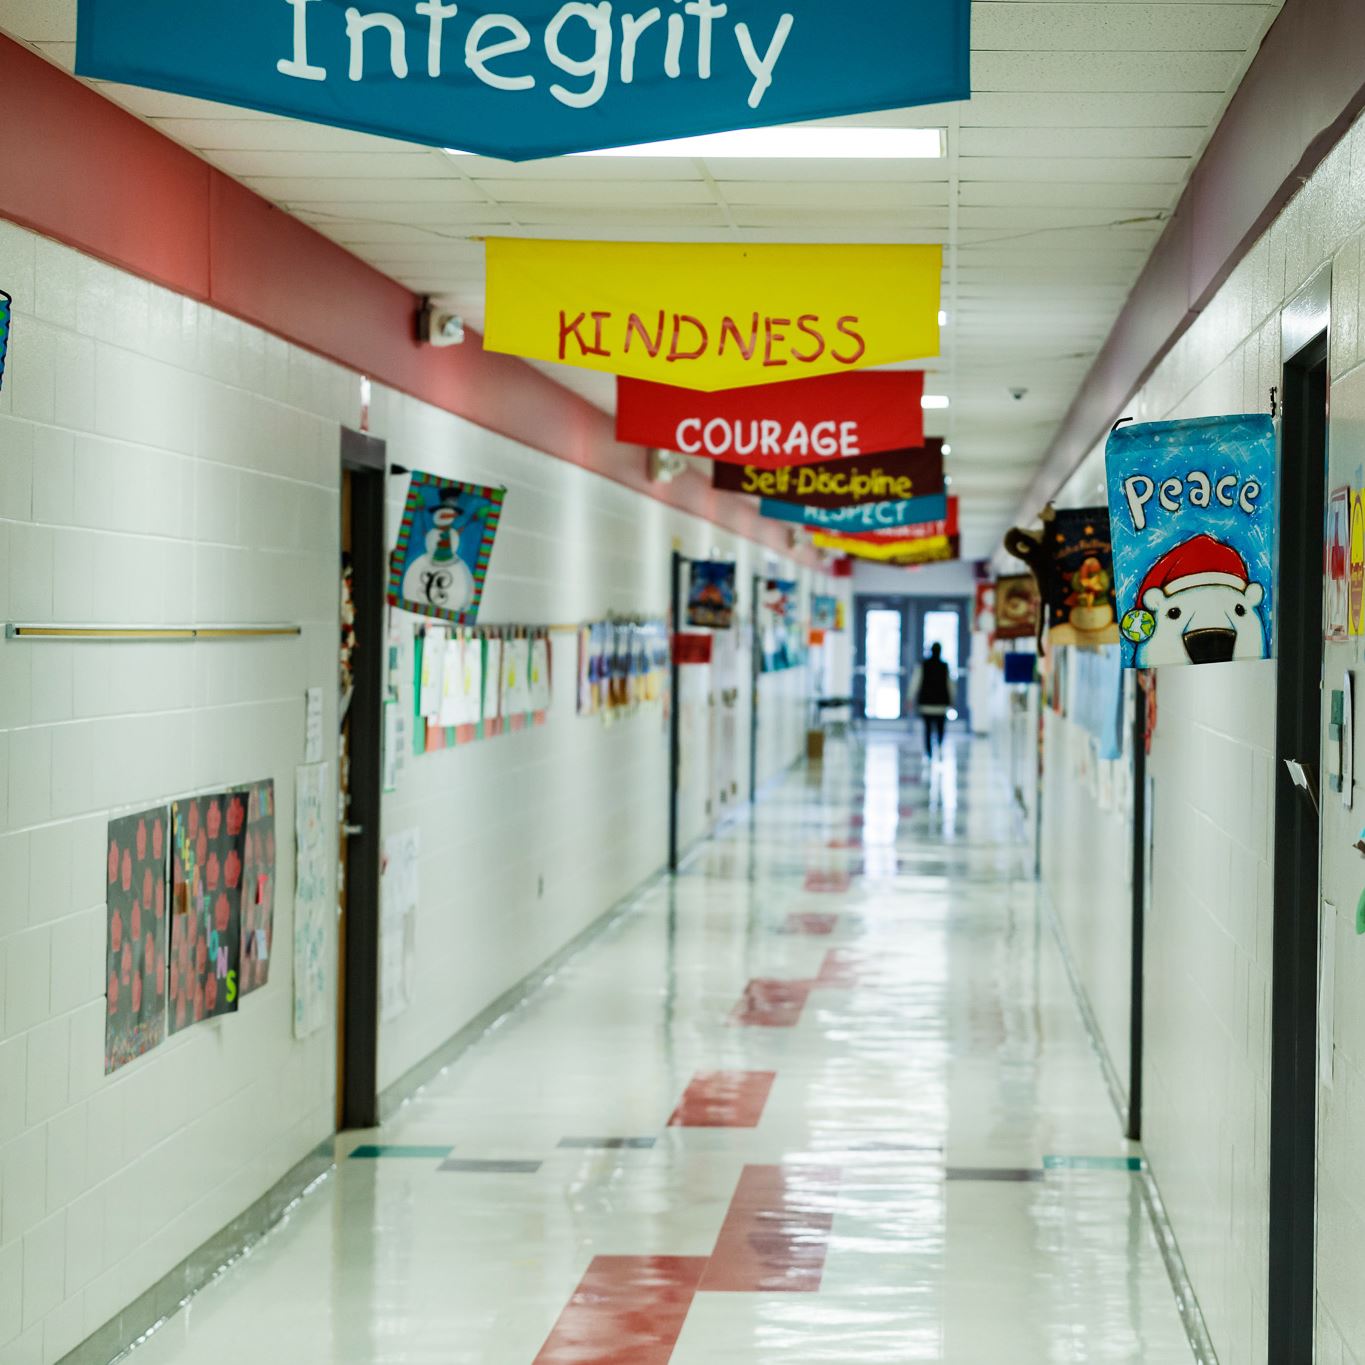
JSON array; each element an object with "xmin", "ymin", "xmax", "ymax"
[{"xmin": 126, "ymin": 736, "xmax": 1197, "ymax": 1364}]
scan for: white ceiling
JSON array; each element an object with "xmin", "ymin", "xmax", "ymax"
[{"xmin": 1, "ymin": 1, "xmax": 1285, "ymax": 559}]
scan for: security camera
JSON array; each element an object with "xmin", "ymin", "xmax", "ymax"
[
  {"xmin": 1009, "ymin": 386, "xmax": 1029, "ymax": 402},
  {"xmin": 418, "ymin": 299, "xmax": 466, "ymax": 347},
  {"xmin": 648, "ymin": 448, "xmax": 689, "ymax": 483}
]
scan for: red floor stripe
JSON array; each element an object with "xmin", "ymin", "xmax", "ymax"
[
  {"xmin": 699, "ymin": 1165, "xmax": 842, "ymax": 1293},
  {"xmin": 729, "ymin": 979, "xmax": 815, "ymax": 1027},
  {"xmin": 533, "ymin": 1256, "xmax": 709, "ymax": 1364},
  {"xmin": 668, "ymin": 1071, "xmax": 776, "ymax": 1128},
  {"xmin": 816, "ymin": 949, "xmax": 862, "ymax": 988},
  {"xmin": 785, "ymin": 912, "xmax": 840, "ymax": 935},
  {"xmin": 803, "ymin": 869, "xmax": 852, "ymax": 893}
]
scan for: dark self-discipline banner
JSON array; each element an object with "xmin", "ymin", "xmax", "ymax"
[{"xmin": 713, "ymin": 443, "xmax": 944, "ymax": 509}]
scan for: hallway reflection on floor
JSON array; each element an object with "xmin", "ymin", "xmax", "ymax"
[{"xmin": 124, "ymin": 736, "xmax": 1196, "ymax": 1364}]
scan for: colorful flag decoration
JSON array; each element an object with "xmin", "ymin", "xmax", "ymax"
[
  {"xmin": 388, "ymin": 472, "xmax": 505, "ymax": 625},
  {"xmin": 687, "ymin": 561, "xmax": 738, "ymax": 630},
  {"xmin": 485, "ymin": 239, "xmax": 941, "ymax": 391},
  {"xmin": 1037, "ymin": 508, "xmax": 1120, "ymax": 649},
  {"xmin": 1105, "ymin": 414, "xmax": 1277, "ymax": 668},
  {"xmin": 0, "ymin": 290, "xmax": 11, "ymax": 392},
  {"xmin": 994, "ymin": 575, "xmax": 1041, "ymax": 642},
  {"xmin": 617, "ymin": 371, "xmax": 925, "ymax": 465}
]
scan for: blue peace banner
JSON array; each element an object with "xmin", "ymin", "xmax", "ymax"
[
  {"xmin": 74, "ymin": 1, "xmax": 971, "ymax": 162},
  {"xmin": 760, "ymin": 493, "xmax": 947, "ymax": 532},
  {"xmin": 1105, "ymin": 414, "xmax": 1277, "ymax": 670}
]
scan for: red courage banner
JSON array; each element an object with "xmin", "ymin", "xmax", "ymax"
[
  {"xmin": 712, "ymin": 443, "xmax": 943, "ymax": 509},
  {"xmin": 616, "ymin": 372, "xmax": 925, "ymax": 466}
]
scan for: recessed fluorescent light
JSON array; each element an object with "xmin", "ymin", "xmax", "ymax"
[
  {"xmin": 941, "ymin": 443, "xmax": 952, "ymax": 456},
  {"xmin": 922, "ymin": 395, "xmax": 950, "ymax": 410},
  {"xmin": 446, "ymin": 127, "xmax": 942, "ymax": 161},
  {"xmin": 938, "ymin": 310, "xmax": 949, "ymax": 327}
]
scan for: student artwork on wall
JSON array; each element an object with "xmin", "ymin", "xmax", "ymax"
[
  {"xmin": 168, "ymin": 792, "xmax": 247, "ymax": 1033},
  {"xmin": 761, "ymin": 578, "xmax": 803, "ymax": 672},
  {"xmin": 293, "ymin": 763, "xmax": 331, "ymax": 1040},
  {"xmin": 1352, "ymin": 491, "xmax": 1365, "ymax": 639},
  {"xmin": 238, "ymin": 780, "xmax": 276, "ymax": 997},
  {"xmin": 104, "ymin": 806, "xmax": 168, "ymax": 1074},
  {"xmin": 380, "ymin": 829, "xmax": 420, "ymax": 1022},
  {"xmin": 1329, "ymin": 485, "xmax": 1351, "ymax": 641},
  {"xmin": 687, "ymin": 561, "xmax": 738, "ymax": 629},
  {"xmin": 1106, "ymin": 414, "xmax": 1277, "ymax": 669},
  {"xmin": 993, "ymin": 575, "xmax": 1040, "ymax": 642},
  {"xmin": 388, "ymin": 472, "xmax": 505, "ymax": 625},
  {"xmin": 1039, "ymin": 509, "xmax": 1119, "ymax": 649},
  {"xmin": 576, "ymin": 620, "xmax": 670, "ymax": 718},
  {"xmin": 812, "ymin": 595, "xmax": 840, "ymax": 632}
]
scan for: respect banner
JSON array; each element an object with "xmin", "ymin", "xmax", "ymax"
[
  {"xmin": 762, "ymin": 493, "xmax": 956, "ymax": 536},
  {"xmin": 616, "ymin": 371, "xmax": 925, "ymax": 464},
  {"xmin": 77, "ymin": 1, "xmax": 970, "ymax": 162},
  {"xmin": 1105, "ymin": 414, "xmax": 1277, "ymax": 668},
  {"xmin": 714, "ymin": 443, "xmax": 943, "ymax": 508},
  {"xmin": 485, "ymin": 239, "xmax": 942, "ymax": 391}
]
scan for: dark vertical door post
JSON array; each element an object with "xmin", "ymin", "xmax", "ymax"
[
  {"xmin": 1127, "ymin": 683, "xmax": 1148, "ymax": 1142},
  {"xmin": 669, "ymin": 550, "xmax": 685, "ymax": 871},
  {"xmin": 1268, "ymin": 330, "xmax": 1328, "ymax": 1364},
  {"xmin": 750, "ymin": 573, "xmax": 763, "ymax": 804},
  {"xmin": 339, "ymin": 428, "xmax": 386, "ymax": 1130}
]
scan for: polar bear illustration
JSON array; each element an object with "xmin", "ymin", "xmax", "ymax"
[{"xmin": 1122, "ymin": 534, "xmax": 1267, "ymax": 667}]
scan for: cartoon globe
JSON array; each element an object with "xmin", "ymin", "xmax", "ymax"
[{"xmin": 1121, "ymin": 608, "xmax": 1155, "ymax": 643}]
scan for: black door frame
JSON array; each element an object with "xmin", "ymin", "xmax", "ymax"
[
  {"xmin": 1268, "ymin": 273, "xmax": 1330, "ymax": 1364},
  {"xmin": 339, "ymin": 427, "xmax": 386, "ymax": 1130}
]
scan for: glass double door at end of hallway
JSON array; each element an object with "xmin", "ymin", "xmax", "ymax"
[{"xmin": 854, "ymin": 595, "xmax": 967, "ymax": 722}]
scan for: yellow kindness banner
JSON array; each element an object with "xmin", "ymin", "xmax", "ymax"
[
  {"xmin": 483, "ymin": 239, "xmax": 942, "ymax": 393},
  {"xmin": 813, "ymin": 533, "xmax": 955, "ymax": 564}
]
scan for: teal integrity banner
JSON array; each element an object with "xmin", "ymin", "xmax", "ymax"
[{"xmin": 75, "ymin": 0, "xmax": 971, "ymax": 161}]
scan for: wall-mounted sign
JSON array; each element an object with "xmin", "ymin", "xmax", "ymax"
[
  {"xmin": 617, "ymin": 371, "xmax": 925, "ymax": 465},
  {"xmin": 686, "ymin": 560, "xmax": 737, "ymax": 629},
  {"xmin": 1039, "ymin": 508, "xmax": 1119, "ymax": 649},
  {"xmin": 77, "ymin": 1, "xmax": 969, "ymax": 162},
  {"xmin": 759, "ymin": 492, "xmax": 947, "ymax": 533},
  {"xmin": 388, "ymin": 472, "xmax": 506, "ymax": 625},
  {"xmin": 0, "ymin": 290, "xmax": 10, "ymax": 392},
  {"xmin": 994, "ymin": 574, "xmax": 1040, "ymax": 642},
  {"xmin": 1105, "ymin": 414, "xmax": 1276, "ymax": 668},
  {"xmin": 715, "ymin": 442, "xmax": 943, "ymax": 507},
  {"xmin": 485, "ymin": 239, "xmax": 941, "ymax": 391},
  {"xmin": 812, "ymin": 595, "xmax": 840, "ymax": 631},
  {"xmin": 812, "ymin": 531, "xmax": 957, "ymax": 564}
]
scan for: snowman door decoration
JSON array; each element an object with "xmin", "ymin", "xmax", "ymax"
[
  {"xmin": 1106, "ymin": 414, "xmax": 1277, "ymax": 670},
  {"xmin": 388, "ymin": 472, "xmax": 506, "ymax": 624}
]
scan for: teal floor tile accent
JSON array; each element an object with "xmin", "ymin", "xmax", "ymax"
[
  {"xmin": 349, "ymin": 1145, "xmax": 453, "ymax": 1159},
  {"xmin": 1044, "ymin": 1155, "xmax": 1145, "ymax": 1172}
]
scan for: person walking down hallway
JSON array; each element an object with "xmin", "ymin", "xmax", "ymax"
[{"xmin": 911, "ymin": 643, "xmax": 955, "ymax": 758}]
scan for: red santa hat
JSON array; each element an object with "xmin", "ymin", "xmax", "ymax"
[{"xmin": 1138, "ymin": 534, "xmax": 1250, "ymax": 600}]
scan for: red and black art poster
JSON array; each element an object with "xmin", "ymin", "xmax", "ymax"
[
  {"xmin": 104, "ymin": 806, "xmax": 168, "ymax": 1074},
  {"xmin": 238, "ymin": 780, "xmax": 276, "ymax": 997},
  {"xmin": 169, "ymin": 792, "xmax": 248, "ymax": 1033}
]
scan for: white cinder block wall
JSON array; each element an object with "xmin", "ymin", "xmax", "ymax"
[
  {"xmin": 0, "ymin": 219, "xmax": 819, "ymax": 1365},
  {"xmin": 1033, "ymin": 113, "xmax": 1365, "ymax": 1365},
  {"xmin": 370, "ymin": 386, "xmax": 816, "ymax": 1091}
]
